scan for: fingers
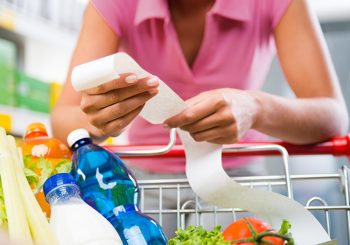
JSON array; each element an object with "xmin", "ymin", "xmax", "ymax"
[
  {"xmin": 180, "ymin": 107, "xmax": 235, "ymax": 134},
  {"xmin": 79, "ymin": 74, "xmax": 160, "ymax": 139},
  {"xmin": 164, "ymin": 95, "xmax": 227, "ymax": 128},
  {"xmin": 208, "ymin": 136, "xmax": 238, "ymax": 145},
  {"xmin": 83, "ymin": 73, "xmax": 157, "ymax": 94},
  {"xmin": 189, "ymin": 124, "xmax": 238, "ymax": 144},
  {"xmin": 81, "ymin": 77, "xmax": 159, "ymax": 112},
  {"xmin": 163, "ymin": 91, "xmax": 241, "ymax": 144},
  {"xmin": 86, "ymin": 91, "xmax": 157, "ymax": 128},
  {"xmin": 92, "ymin": 106, "xmax": 143, "ymax": 138}
]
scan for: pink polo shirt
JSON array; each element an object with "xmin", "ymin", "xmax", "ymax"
[{"xmin": 92, "ymin": 0, "xmax": 291, "ymax": 173}]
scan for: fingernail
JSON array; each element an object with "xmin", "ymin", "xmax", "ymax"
[
  {"xmin": 163, "ymin": 123, "xmax": 170, "ymax": 129},
  {"xmin": 125, "ymin": 75, "xmax": 138, "ymax": 84},
  {"xmin": 147, "ymin": 77, "xmax": 159, "ymax": 86}
]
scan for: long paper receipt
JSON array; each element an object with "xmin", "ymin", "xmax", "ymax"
[{"xmin": 72, "ymin": 52, "xmax": 331, "ymax": 244}]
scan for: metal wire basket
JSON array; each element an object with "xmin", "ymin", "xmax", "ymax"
[{"xmin": 106, "ymin": 130, "xmax": 350, "ymax": 243}]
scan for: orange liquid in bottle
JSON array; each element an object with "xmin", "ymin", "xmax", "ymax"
[{"xmin": 21, "ymin": 122, "xmax": 72, "ymax": 217}]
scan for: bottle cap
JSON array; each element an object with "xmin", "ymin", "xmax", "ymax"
[
  {"xmin": 67, "ymin": 128, "xmax": 90, "ymax": 148},
  {"xmin": 25, "ymin": 122, "xmax": 48, "ymax": 139},
  {"xmin": 43, "ymin": 173, "xmax": 77, "ymax": 198}
]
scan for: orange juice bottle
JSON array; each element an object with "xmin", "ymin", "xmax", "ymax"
[{"xmin": 21, "ymin": 122, "xmax": 72, "ymax": 217}]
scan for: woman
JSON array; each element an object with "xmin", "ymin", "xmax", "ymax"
[
  {"xmin": 51, "ymin": 0, "xmax": 348, "ymax": 237},
  {"xmin": 52, "ymin": 0, "xmax": 348, "ymax": 174}
]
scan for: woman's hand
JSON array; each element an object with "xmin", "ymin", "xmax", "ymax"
[
  {"xmin": 163, "ymin": 89, "xmax": 258, "ymax": 144},
  {"xmin": 80, "ymin": 74, "xmax": 159, "ymax": 139}
]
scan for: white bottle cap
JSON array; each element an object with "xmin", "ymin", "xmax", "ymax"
[{"xmin": 67, "ymin": 128, "xmax": 90, "ymax": 147}]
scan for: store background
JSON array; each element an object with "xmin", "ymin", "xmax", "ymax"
[{"xmin": 0, "ymin": 0, "xmax": 349, "ymax": 243}]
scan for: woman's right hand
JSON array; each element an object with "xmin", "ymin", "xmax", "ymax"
[{"xmin": 80, "ymin": 73, "xmax": 159, "ymax": 140}]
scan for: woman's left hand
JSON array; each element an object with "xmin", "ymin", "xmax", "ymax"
[{"xmin": 163, "ymin": 89, "xmax": 258, "ymax": 144}]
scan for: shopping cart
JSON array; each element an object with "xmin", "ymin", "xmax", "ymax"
[{"xmin": 105, "ymin": 130, "xmax": 350, "ymax": 244}]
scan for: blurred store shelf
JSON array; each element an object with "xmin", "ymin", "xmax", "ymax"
[
  {"xmin": 0, "ymin": 0, "xmax": 349, "ymax": 49},
  {"xmin": 0, "ymin": 104, "xmax": 50, "ymax": 137},
  {"xmin": 0, "ymin": 0, "xmax": 88, "ymax": 47},
  {"xmin": 310, "ymin": 0, "xmax": 350, "ymax": 22}
]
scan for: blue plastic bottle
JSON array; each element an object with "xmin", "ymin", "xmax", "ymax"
[{"xmin": 67, "ymin": 129, "xmax": 168, "ymax": 245}]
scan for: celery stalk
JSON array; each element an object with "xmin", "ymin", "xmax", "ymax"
[
  {"xmin": 0, "ymin": 128, "xmax": 32, "ymax": 244},
  {"xmin": 7, "ymin": 135, "xmax": 58, "ymax": 245}
]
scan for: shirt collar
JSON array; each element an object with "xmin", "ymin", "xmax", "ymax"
[
  {"xmin": 134, "ymin": 0, "xmax": 252, "ymax": 26},
  {"xmin": 210, "ymin": 0, "xmax": 253, "ymax": 22},
  {"xmin": 134, "ymin": 0, "xmax": 169, "ymax": 26}
]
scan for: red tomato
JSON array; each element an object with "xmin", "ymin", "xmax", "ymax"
[{"xmin": 223, "ymin": 218, "xmax": 284, "ymax": 245}]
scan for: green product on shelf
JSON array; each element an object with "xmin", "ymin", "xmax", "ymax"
[
  {"xmin": 0, "ymin": 38, "xmax": 16, "ymax": 67},
  {"xmin": 15, "ymin": 71, "xmax": 50, "ymax": 113},
  {"xmin": 0, "ymin": 38, "xmax": 16, "ymax": 106},
  {"xmin": 0, "ymin": 65, "xmax": 16, "ymax": 106}
]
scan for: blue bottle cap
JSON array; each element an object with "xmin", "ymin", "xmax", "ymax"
[{"xmin": 43, "ymin": 173, "xmax": 77, "ymax": 197}]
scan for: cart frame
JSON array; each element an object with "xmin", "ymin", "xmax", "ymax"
[{"xmin": 105, "ymin": 131, "xmax": 350, "ymax": 243}]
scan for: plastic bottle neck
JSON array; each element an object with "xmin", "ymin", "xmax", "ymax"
[
  {"xmin": 25, "ymin": 131, "xmax": 48, "ymax": 139},
  {"xmin": 25, "ymin": 123, "xmax": 48, "ymax": 139},
  {"xmin": 70, "ymin": 138, "xmax": 92, "ymax": 152},
  {"xmin": 45, "ymin": 184, "xmax": 81, "ymax": 205}
]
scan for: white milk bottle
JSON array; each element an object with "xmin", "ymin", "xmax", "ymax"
[{"xmin": 43, "ymin": 173, "xmax": 123, "ymax": 245}]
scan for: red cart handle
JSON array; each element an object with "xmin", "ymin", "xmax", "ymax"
[{"xmin": 104, "ymin": 134, "xmax": 350, "ymax": 159}]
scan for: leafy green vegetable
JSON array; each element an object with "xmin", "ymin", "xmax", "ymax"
[
  {"xmin": 0, "ymin": 179, "xmax": 7, "ymax": 228},
  {"xmin": 52, "ymin": 160, "xmax": 72, "ymax": 175},
  {"xmin": 23, "ymin": 155, "xmax": 72, "ymax": 193},
  {"xmin": 0, "ymin": 154, "xmax": 72, "ymax": 228},
  {"xmin": 168, "ymin": 225, "xmax": 230, "ymax": 245},
  {"xmin": 23, "ymin": 168, "xmax": 38, "ymax": 188}
]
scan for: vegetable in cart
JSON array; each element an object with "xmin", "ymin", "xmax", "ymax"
[{"xmin": 0, "ymin": 127, "xmax": 57, "ymax": 244}]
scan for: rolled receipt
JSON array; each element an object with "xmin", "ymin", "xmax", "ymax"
[{"xmin": 72, "ymin": 52, "xmax": 331, "ymax": 244}]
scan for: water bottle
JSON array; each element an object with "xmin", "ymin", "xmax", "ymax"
[
  {"xmin": 67, "ymin": 128, "xmax": 168, "ymax": 245},
  {"xmin": 43, "ymin": 173, "xmax": 123, "ymax": 245}
]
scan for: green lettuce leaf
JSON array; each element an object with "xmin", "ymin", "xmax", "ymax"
[
  {"xmin": 52, "ymin": 160, "xmax": 72, "ymax": 175},
  {"xmin": 0, "ymin": 179, "xmax": 7, "ymax": 228},
  {"xmin": 168, "ymin": 225, "xmax": 230, "ymax": 245},
  {"xmin": 24, "ymin": 156, "xmax": 72, "ymax": 193}
]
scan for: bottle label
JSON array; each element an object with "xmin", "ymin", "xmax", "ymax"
[
  {"xmin": 31, "ymin": 144, "xmax": 49, "ymax": 157},
  {"xmin": 124, "ymin": 226, "xmax": 147, "ymax": 245}
]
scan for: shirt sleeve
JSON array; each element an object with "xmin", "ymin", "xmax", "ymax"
[
  {"xmin": 91, "ymin": 0, "xmax": 125, "ymax": 37},
  {"xmin": 271, "ymin": 0, "xmax": 292, "ymax": 29}
]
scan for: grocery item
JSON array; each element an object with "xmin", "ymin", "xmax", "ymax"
[
  {"xmin": 21, "ymin": 122, "xmax": 72, "ymax": 216},
  {"xmin": 68, "ymin": 128, "xmax": 168, "ymax": 245},
  {"xmin": 43, "ymin": 173, "xmax": 122, "ymax": 245},
  {"xmin": 0, "ymin": 38, "xmax": 16, "ymax": 107},
  {"xmin": 223, "ymin": 218, "xmax": 294, "ymax": 245},
  {"xmin": 15, "ymin": 71, "xmax": 51, "ymax": 113},
  {"xmin": 168, "ymin": 225, "xmax": 230, "ymax": 245},
  {"xmin": 0, "ymin": 127, "xmax": 57, "ymax": 245},
  {"xmin": 168, "ymin": 218, "xmax": 294, "ymax": 245},
  {"xmin": 0, "ymin": 128, "xmax": 31, "ymax": 243}
]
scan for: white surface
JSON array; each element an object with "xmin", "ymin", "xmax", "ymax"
[
  {"xmin": 50, "ymin": 197, "xmax": 122, "ymax": 245},
  {"xmin": 309, "ymin": 0, "xmax": 350, "ymax": 22},
  {"xmin": 24, "ymin": 38, "xmax": 73, "ymax": 83},
  {"xmin": 71, "ymin": 52, "xmax": 331, "ymax": 244},
  {"xmin": 0, "ymin": 5, "xmax": 77, "ymax": 49},
  {"xmin": 0, "ymin": 105, "xmax": 50, "ymax": 137},
  {"xmin": 67, "ymin": 128, "xmax": 90, "ymax": 147}
]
